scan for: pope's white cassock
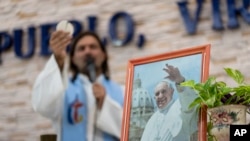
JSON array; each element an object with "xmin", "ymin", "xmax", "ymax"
[
  {"xmin": 32, "ymin": 55, "xmax": 124, "ymax": 141},
  {"xmin": 140, "ymin": 86, "xmax": 198, "ymax": 141}
]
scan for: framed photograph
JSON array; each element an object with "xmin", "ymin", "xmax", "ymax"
[{"xmin": 121, "ymin": 44, "xmax": 210, "ymax": 141}]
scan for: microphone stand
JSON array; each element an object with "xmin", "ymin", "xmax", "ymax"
[{"xmin": 86, "ymin": 56, "xmax": 98, "ymax": 138}]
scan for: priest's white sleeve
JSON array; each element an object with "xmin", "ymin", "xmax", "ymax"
[
  {"xmin": 96, "ymin": 95, "xmax": 123, "ymax": 138},
  {"xmin": 32, "ymin": 55, "xmax": 68, "ymax": 121}
]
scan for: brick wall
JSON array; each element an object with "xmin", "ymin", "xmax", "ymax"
[{"xmin": 1, "ymin": 0, "xmax": 250, "ymax": 140}]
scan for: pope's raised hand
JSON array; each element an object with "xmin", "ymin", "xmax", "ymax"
[{"xmin": 163, "ymin": 64, "xmax": 185, "ymax": 83}]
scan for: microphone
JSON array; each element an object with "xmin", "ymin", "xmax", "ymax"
[{"xmin": 86, "ymin": 56, "xmax": 96, "ymax": 83}]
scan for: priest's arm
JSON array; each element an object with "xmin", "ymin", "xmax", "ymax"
[{"xmin": 31, "ymin": 55, "xmax": 68, "ymax": 121}]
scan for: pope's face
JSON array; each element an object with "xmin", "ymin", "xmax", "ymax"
[{"xmin": 154, "ymin": 82, "xmax": 174, "ymax": 109}]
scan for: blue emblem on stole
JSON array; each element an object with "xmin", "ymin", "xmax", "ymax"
[{"xmin": 67, "ymin": 97, "xmax": 83, "ymax": 124}]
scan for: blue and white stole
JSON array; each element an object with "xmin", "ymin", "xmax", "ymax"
[
  {"xmin": 62, "ymin": 75, "xmax": 88, "ymax": 141},
  {"xmin": 61, "ymin": 75, "xmax": 123, "ymax": 141}
]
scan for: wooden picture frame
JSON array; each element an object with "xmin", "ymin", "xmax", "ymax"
[{"xmin": 121, "ymin": 44, "xmax": 211, "ymax": 141}]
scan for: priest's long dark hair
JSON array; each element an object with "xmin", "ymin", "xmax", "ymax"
[{"xmin": 69, "ymin": 31, "xmax": 110, "ymax": 82}]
